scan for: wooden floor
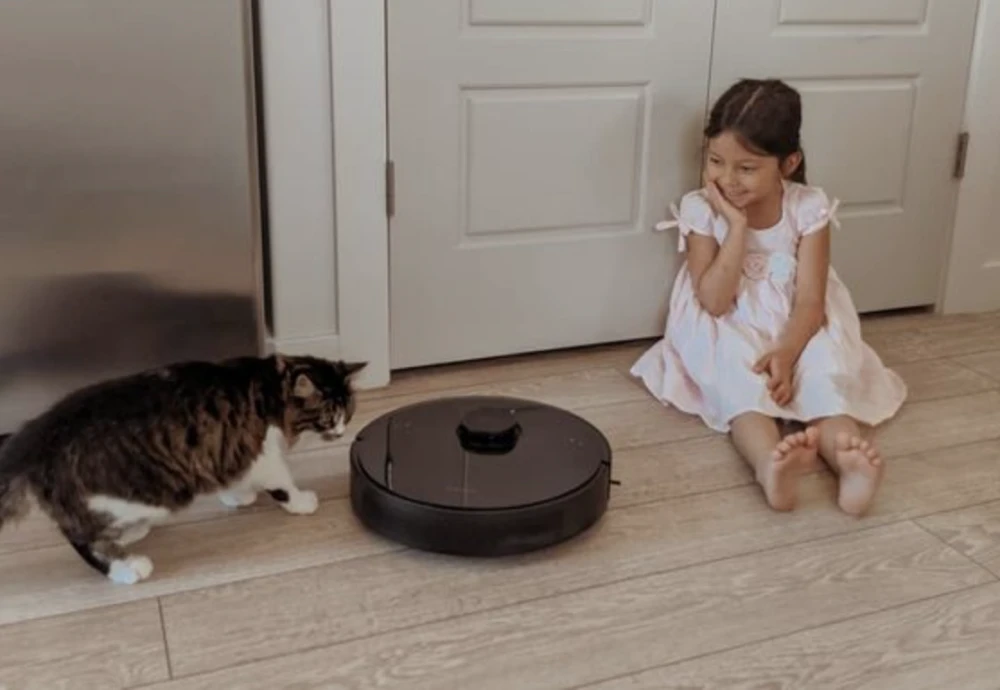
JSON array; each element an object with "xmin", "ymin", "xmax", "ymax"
[{"xmin": 3, "ymin": 309, "xmax": 1000, "ymax": 689}]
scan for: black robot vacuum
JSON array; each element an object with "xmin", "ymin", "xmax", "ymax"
[{"xmin": 349, "ymin": 396, "xmax": 613, "ymax": 557}]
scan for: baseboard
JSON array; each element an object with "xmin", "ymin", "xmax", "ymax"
[{"xmin": 941, "ymin": 262, "xmax": 1000, "ymax": 313}]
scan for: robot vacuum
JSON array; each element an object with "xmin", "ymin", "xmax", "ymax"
[{"xmin": 349, "ymin": 395, "xmax": 613, "ymax": 557}]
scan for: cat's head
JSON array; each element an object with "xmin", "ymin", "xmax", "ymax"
[{"xmin": 275, "ymin": 355, "xmax": 367, "ymax": 440}]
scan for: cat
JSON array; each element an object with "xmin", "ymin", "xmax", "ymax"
[{"xmin": 0, "ymin": 353, "xmax": 365, "ymax": 584}]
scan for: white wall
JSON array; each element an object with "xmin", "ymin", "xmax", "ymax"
[{"xmin": 942, "ymin": 0, "xmax": 1000, "ymax": 313}]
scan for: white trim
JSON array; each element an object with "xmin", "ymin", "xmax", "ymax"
[
  {"xmin": 257, "ymin": 0, "xmax": 390, "ymax": 388},
  {"xmin": 328, "ymin": 0, "xmax": 390, "ymax": 387},
  {"xmin": 265, "ymin": 334, "xmax": 342, "ymax": 361},
  {"xmin": 942, "ymin": 0, "xmax": 1000, "ymax": 313},
  {"xmin": 257, "ymin": 0, "xmax": 339, "ymax": 341}
]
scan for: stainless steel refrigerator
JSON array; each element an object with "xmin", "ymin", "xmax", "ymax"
[{"xmin": 0, "ymin": 0, "xmax": 266, "ymax": 434}]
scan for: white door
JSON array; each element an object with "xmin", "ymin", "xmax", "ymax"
[
  {"xmin": 387, "ymin": 0, "xmax": 715, "ymax": 368},
  {"xmin": 710, "ymin": 0, "xmax": 980, "ymax": 312},
  {"xmin": 943, "ymin": 0, "xmax": 1000, "ymax": 313}
]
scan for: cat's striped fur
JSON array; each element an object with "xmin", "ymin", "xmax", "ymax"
[{"xmin": 0, "ymin": 354, "xmax": 364, "ymax": 583}]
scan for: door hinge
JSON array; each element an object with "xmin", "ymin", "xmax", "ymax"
[
  {"xmin": 953, "ymin": 131, "xmax": 970, "ymax": 179},
  {"xmin": 385, "ymin": 160, "xmax": 395, "ymax": 217}
]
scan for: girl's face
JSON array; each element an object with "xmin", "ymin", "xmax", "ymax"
[{"xmin": 704, "ymin": 131, "xmax": 790, "ymax": 210}]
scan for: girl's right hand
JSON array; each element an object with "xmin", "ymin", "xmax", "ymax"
[
  {"xmin": 753, "ymin": 347, "xmax": 797, "ymax": 407},
  {"xmin": 704, "ymin": 178, "xmax": 748, "ymax": 230}
]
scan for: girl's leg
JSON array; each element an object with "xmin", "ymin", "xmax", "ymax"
[
  {"xmin": 813, "ymin": 415, "xmax": 883, "ymax": 516},
  {"xmin": 730, "ymin": 412, "xmax": 819, "ymax": 511}
]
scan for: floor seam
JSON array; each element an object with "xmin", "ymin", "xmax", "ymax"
[
  {"xmin": 310, "ymin": 377, "xmax": 1000, "ymax": 460},
  {"xmin": 3, "ymin": 437, "xmax": 1000, "ymax": 626},
  {"xmin": 367, "ymin": 340, "xmax": 1000, "ymax": 406},
  {"xmin": 5, "ymin": 406, "xmax": 991, "ymax": 558},
  {"xmin": 156, "ymin": 597, "xmax": 175, "ymax": 680},
  {"xmin": 947, "ymin": 354, "xmax": 1000, "ymax": 386},
  {"xmin": 143, "ymin": 485, "xmax": 1000, "ymax": 636},
  {"xmin": 7, "ymin": 313, "xmax": 1000, "ymax": 688},
  {"xmin": 360, "ymin": 347, "xmax": 999, "ymax": 405},
  {"xmin": 139, "ymin": 517, "xmax": 969, "ymax": 682},
  {"xmin": 566, "ymin": 580, "xmax": 1000, "ymax": 690},
  {"xmin": 911, "ymin": 518, "xmax": 1000, "ymax": 581},
  {"xmin": 879, "ymin": 344, "xmax": 1000, "ymax": 368},
  {"xmin": 7, "ymin": 393, "xmax": 997, "ymax": 559},
  {"xmin": 609, "ymin": 434, "xmax": 1000, "ymax": 512},
  {"xmin": 362, "ymin": 348, "xmax": 652, "ymax": 402},
  {"xmin": 911, "ymin": 497, "xmax": 1000, "ymax": 522}
]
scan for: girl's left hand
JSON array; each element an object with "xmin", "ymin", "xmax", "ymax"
[
  {"xmin": 704, "ymin": 178, "xmax": 748, "ymax": 231},
  {"xmin": 753, "ymin": 347, "xmax": 797, "ymax": 407}
]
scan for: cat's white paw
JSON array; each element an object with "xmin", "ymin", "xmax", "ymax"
[
  {"xmin": 282, "ymin": 490, "xmax": 319, "ymax": 515},
  {"xmin": 219, "ymin": 489, "xmax": 258, "ymax": 508},
  {"xmin": 107, "ymin": 555, "xmax": 154, "ymax": 585}
]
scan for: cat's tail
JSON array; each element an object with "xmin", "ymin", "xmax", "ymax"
[
  {"xmin": 0, "ymin": 474, "xmax": 30, "ymax": 531},
  {"xmin": 0, "ymin": 434, "xmax": 32, "ymax": 531}
]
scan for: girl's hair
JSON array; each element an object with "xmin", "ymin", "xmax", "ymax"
[{"xmin": 704, "ymin": 78, "xmax": 807, "ymax": 184}]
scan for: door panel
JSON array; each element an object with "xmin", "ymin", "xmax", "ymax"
[
  {"xmin": 777, "ymin": 0, "xmax": 930, "ymax": 26},
  {"xmin": 467, "ymin": 0, "xmax": 651, "ymax": 26},
  {"xmin": 387, "ymin": 0, "xmax": 714, "ymax": 368},
  {"xmin": 710, "ymin": 0, "xmax": 979, "ymax": 312}
]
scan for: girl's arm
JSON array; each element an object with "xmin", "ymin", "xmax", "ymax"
[
  {"xmin": 686, "ymin": 227, "xmax": 748, "ymax": 317},
  {"xmin": 780, "ymin": 224, "xmax": 830, "ymax": 358},
  {"xmin": 686, "ymin": 181, "xmax": 750, "ymax": 317}
]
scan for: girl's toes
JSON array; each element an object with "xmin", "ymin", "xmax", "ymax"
[
  {"xmin": 804, "ymin": 426, "xmax": 820, "ymax": 445},
  {"xmin": 834, "ymin": 430, "xmax": 852, "ymax": 450}
]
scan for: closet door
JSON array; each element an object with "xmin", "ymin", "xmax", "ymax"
[
  {"xmin": 387, "ymin": 1, "xmax": 714, "ymax": 368},
  {"xmin": 710, "ymin": 0, "xmax": 980, "ymax": 311}
]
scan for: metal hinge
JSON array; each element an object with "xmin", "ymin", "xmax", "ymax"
[
  {"xmin": 953, "ymin": 131, "xmax": 970, "ymax": 179},
  {"xmin": 385, "ymin": 160, "xmax": 395, "ymax": 217}
]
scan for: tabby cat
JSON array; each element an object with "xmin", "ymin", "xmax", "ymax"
[{"xmin": 0, "ymin": 354, "xmax": 365, "ymax": 584}]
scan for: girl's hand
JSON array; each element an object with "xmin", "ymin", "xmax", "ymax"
[
  {"xmin": 704, "ymin": 178, "xmax": 748, "ymax": 230},
  {"xmin": 753, "ymin": 347, "xmax": 797, "ymax": 407}
]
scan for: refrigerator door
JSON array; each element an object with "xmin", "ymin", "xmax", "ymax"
[{"xmin": 0, "ymin": 0, "xmax": 264, "ymax": 433}]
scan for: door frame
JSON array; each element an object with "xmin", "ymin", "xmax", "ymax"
[
  {"xmin": 326, "ymin": 0, "xmax": 391, "ymax": 386},
  {"xmin": 941, "ymin": 0, "xmax": 1000, "ymax": 313},
  {"xmin": 259, "ymin": 0, "xmax": 390, "ymax": 388},
  {"xmin": 262, "ymin": 1, "xmax": 997, "ymax": 391}
]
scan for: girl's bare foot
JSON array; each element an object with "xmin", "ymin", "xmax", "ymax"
[
  {"xmin": 834, "ymin": 431, "xmax": 883, "ymax": 516},
  {"xmin": 757, "ymin": 427, "xmax": 819, "ymax": 511}
]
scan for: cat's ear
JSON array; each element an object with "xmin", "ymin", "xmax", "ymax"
[
  {"xmin": 343, "ymin": 361, "xmax": 368, "ymax": 378},
  {"xmin": 292, "ymin": 373, "xmax": 316, "ymax": 399},
  {"xmin": 274, "ymin": 354, "xmax": 287, "ymax": 374}
]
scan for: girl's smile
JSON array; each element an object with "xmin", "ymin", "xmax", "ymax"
[{"xmin": 704, "ymin": 131, "xmax": 783, "ymax": 212}]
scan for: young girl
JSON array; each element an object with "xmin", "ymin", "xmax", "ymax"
[{"xmin": 631, "ymin": 78, "xmax": 907, "ymax": 516}]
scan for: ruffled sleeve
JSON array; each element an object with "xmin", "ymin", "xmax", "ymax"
[
  {"xmin": 795, "ymin": 185, "xmax": 841, "ymax": 236},
  {"xmin": 654, "ymin": 190, "xmax": 715, "ymax": 252}
]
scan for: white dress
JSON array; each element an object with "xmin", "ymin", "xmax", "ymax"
[{"xmin": 630, "ymin": 180, "xmax": 908, "ymax": 433}]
